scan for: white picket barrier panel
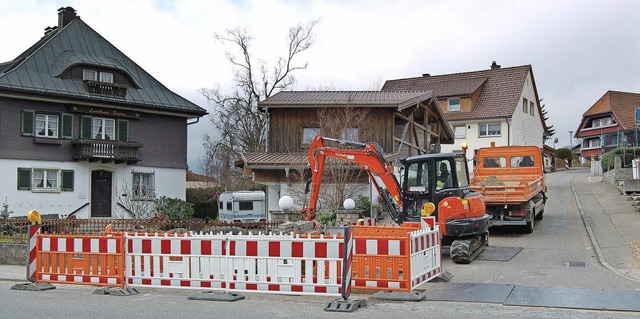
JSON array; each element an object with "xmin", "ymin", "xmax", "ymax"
[
  {"xmin": 125, "ymin": 231, "xmax": 352, "ymax": 298},
  {"xmin": 409, "ymin": 226, "xmax": 441, "ymax": 289}
]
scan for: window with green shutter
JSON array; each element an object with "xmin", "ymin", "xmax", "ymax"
[
  {"xmin": 21, "ymin": 110, "xmax": 35, "ymax": 136},
  {"xmin": 61, "ymin": 113, "xmax": 73, "ymax": 139},
  {"xmin": 117, "ymin": 119, "xmax": 129, "ymax": 142},
  {"xmin": 81, "ymin": 115, "xmax": 92, "ymax": 139},
  {"xmin": 17, "ymin": 168, "xmax": 31, "ymax": 190},
  {"xmin": 61, "ymin": 170, "xmax": 74, "ymax": 191}
]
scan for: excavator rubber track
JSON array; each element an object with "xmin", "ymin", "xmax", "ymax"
[{"xmin": 450, "ymin": 233, "xmax": 489, "ymax": 264}]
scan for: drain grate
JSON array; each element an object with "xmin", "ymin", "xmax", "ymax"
[{"xmin": 564, "ymin": 261, "xmax": 587, "ymax": 267}]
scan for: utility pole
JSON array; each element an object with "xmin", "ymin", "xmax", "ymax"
[{"xmin": 569, "ymin": 131, "xmax": 574, "ymax": 167}]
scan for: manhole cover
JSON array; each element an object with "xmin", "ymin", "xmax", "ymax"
[{"xmin": 564, "ymin": 261, "xmax": 587, "ymax": 267}]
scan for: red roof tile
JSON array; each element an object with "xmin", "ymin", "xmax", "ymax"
[{"xmin": 583, "ymin": 91, "xmax": 640, "ymax": 130}]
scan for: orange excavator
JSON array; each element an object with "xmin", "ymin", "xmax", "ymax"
[{"xmin": 301, "ymin": 134, "xmax": 490, "ymax": 264}]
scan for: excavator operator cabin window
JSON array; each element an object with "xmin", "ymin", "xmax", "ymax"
[
  {"xmin": 406, "ymin": 162, "xmax": 429, "ymax": 192},
  {"xmin": 436, "ymin": 160, "xmax": 453, "ymax": 190}
]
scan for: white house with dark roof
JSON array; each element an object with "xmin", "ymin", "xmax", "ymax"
[
  {"xmin": 0, "ymin": 7, "xmax": 207, "ymax": 218},
  {"xmin": 382, "ymin": 62, "xmax": 548, "ymax": 162}
]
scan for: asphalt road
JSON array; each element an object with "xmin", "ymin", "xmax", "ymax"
[
  {"xmin": 441, "ymin": 168, "xmax": 640, "ymax": 291},
  {"xmin": 3, "ymin": 168, "xmax": 640, "ymax": 318},
  {"xmin": 2, "ymin": 281, "xmax": 640, "ymax": 319}
]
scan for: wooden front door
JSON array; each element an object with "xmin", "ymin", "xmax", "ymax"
[{"xmin": 91, "ymin": 170, "xmax": 112, "ymax": 217}]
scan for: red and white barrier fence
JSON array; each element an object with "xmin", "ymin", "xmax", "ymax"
[{"xmin": 125, "ymin": 231, "xmax": 353, "ymax": 298}]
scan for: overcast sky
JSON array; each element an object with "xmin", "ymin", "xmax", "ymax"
[{"xmin": 2, "ymin": 0, "xmax": 639, "ymax": 172}]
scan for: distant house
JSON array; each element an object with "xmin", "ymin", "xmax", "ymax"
[
  {"xmin": 0, "ymin": 7, "xmax": 207, "ymax": 218},
  {"xmin": 186, "ymin": 171, "xmax": 219, "ymax": 189},
  {"xmin": 240, "ymin": 91, "xmax": 454, "ymax": 213},
  {"xmin": 575, "ymin": 90, "xmax": 640, "ymax": 161},
  {"xmin": 382, "ymin": 62, "xmax": 549, "ymax": 161}
]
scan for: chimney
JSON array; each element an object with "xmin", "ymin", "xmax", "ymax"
[
  {"xmin": 58, "ymin": 6, "xmax": 77, "ymax": 29},
  {"xmin": 490, "ymin": 61, "xmax": 501, "ymax": 69},
  {"xmin": 43, "ymin": 26, "xmax": 58, "ymax": 35}
]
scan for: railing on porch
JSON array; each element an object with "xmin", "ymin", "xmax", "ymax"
[{"xmin": 72, "ymin": 139, "xmax": 142, "ymax": 163}]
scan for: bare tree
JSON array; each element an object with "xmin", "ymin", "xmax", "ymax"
[
  {"xmin": 200, "ymin": 21, "xmax": 318, "ymax": 188},
  {"xmin": 311, "ymin": 106, "xmax": 374, "ymax": 210},
  {"xmin": 115, "ymin": 181, "xmax": 157, "ymax": 219}
]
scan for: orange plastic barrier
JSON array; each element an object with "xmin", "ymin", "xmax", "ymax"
[
  {"xmin": 36, "ymin": 232, "xmax": 125, "ymax": 287},
  {"xmin": 350, "ymin": 223, "xmax": 422, "ymax": 291}
]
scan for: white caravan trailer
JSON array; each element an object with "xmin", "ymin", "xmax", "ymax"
[{"xmin": 218, "ymin": 191, "xmax": 266, "ymax": 222}]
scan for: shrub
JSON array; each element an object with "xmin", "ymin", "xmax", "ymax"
[
  {"xmin": 186, "ymin": 188, "xmax": 220, "ymax": 221},
  {"xmin": 356, "ymin": 194, "xmax": 371, "ymax": 218},
  {"xmin": 156, "ymin": 196, "xmax": 194, "ymax": 221},
  {"xmin": 555, "ymin": 148, "xmax": 573, "ymax": 161},
  {"xmin": 601, "ymin": 147, "xmax": 640, "ymax": 171},
  {"xmin": 317, "ymin": 210, "xmax": 337, "ymax": 226}
]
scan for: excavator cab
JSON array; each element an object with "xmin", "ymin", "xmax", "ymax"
[{"xmin": 401, "ymin": 153, "xmax": 490, "ymax": 263}]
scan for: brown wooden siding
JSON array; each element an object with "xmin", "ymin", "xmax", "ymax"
[{"xmin": 268, "ymin": 107, "xmax": 396, "ymax": 153}]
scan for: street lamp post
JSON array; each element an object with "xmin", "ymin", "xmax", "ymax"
[
  {"xmin": 569, "ymin": 131, "xmax": 574, "ymax": 167},
  {"xmin": 569, "ymin": 131, "xmax": 573, "ymax": 149}
]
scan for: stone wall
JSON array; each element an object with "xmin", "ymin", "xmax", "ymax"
[{"xmin": 0, "ymin": 243, "xmax": 26, "ymax": 265}]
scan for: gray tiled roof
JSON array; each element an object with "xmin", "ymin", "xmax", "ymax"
[
  {"xmin": 0, "ymin": 16, "xmax": 206, "ymax": 117},
  {"xmin": 382, "ymin": 65, "xmax": 533, "ymax": 122},
  {"xmin": 258, "ymin": 90, "xmax": 435, "ymax": 108}
]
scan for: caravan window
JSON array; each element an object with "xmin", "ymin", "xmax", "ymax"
[
  {"xmin": 238, "ymin": 201, "xmax": 254, "ymax": 211},
  {"xmin": 226, "ymin": 202, "xmax": 232, "ymax": 210},
  {"xmin": 219, "ymin": 201, "xmax": 223, "ymax": 210}
]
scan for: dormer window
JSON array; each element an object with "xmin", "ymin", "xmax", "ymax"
[
  {"xmin": 82, "ymin": 68, "xmax": 127, "ymax": 97},
  {"xmin": 448, "ymin": 98, "xmax": 460, "ymax": 112},
  {"xmin": 83, "ymin": 69, "xmax": 113, "ymax": 83},
  {"xmin": 83, "ymin": 69, "xmax": 97, "ymax": 81},
  {"xmin": 99, "ymin": 72, "xmax": 113, "ymax": 83}
]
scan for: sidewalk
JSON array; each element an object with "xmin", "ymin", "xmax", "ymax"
[{"xmin": 571, "ymin": 172, "xmax": 640, "ymax": 282}]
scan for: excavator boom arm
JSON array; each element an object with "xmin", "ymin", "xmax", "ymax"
[{"xmin": 302, "ymin": 135, "xmax": 404, "ymax": 223}]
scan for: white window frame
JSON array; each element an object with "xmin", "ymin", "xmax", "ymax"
[
  {"xmin": 92, "ymin": 117, "xmax": 116, "ymax": 140},
  {"xmin": 83, "ymin": 69, "xmax": 98, "ymax": 81},
  {"xmin": 529, "ymin": 101, "xmax": 535, "ymax": 116},
  {"xmin": 302, "ymin": 127, "xmax": 321, "ymax": 145},
  {"xmin": 448, "ymin": 97, "xmax": 460, "ymax": 112},
  {"xmin": 523, "ymin": 98, "xmax": 528, "ymax": 113},
  {"xmin": 99, "ymin": 72, "xmax": 113, "ymax": 83},
  {"xmin": 479, "ymin": 123, "xmax": 501, "ymax": 137},
  {"xmin": 454, "ymin": 126, "xmax": 466, "ymax": 139},
  {"xmin": 35, "ymin": 114, "xmax": 59, "ymax": 138},
  {"xmin": 32, "ymin": 168, "xmax": 60, "ymax": 192},
  {"xmin": 588, "ymin": 138, "xmax": 602, "ymax": 148},
  {"xmin": 132, "ymin": 172, "xmax": 155, "ymax": 201}
]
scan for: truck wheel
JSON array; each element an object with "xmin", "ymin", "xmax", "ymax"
[
  {"xmin": 524, "ymin": 211, "xmax": 534, "ymax": 233},
  {"xmin": 535, "ymin": 207, "xmax": 544, "ymax": 221}
]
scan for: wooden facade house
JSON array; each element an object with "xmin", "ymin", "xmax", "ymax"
[{"xmin": 239, "ymin": 90, "xmax": 454, "ymax": 214}]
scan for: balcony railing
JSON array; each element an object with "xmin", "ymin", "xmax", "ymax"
[
  {"xmin": 83, "ymin": 80, "xmax": 128, "ymax": 97},
  {"xmin": 72, "ymin": 139, "xmax": 142, "ymax": 164}
]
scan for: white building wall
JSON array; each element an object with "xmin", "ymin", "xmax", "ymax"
[
  {"xmin": 511, "ymin": 71, "xmax": 544, "ymax": 148},
  {"xmin": 0, "ymin": 159, "xmax": 185, "ymax": 218},
  {"xmin": 441, "ymin": 120, "xmax": 509, "ymax": 164}
]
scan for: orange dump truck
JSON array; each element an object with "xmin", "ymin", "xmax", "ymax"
[{"xmin": 470, "ymin": 143, "xmax": 547, "ymax": 233}]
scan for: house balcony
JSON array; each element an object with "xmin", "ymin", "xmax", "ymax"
[
  {"xmin": 72, "ymin": 139, "xmax": 142, "ymax": 164},
  {"xmin": 83, "ymin": 80, "xmax": 128, "ymax": 97}
]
